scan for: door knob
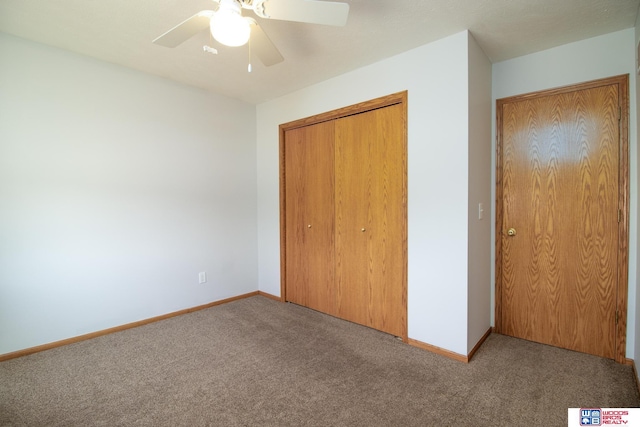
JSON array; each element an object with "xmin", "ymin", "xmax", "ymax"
[
  {"xmin": 507, "ymin": 228, "xmax": 516, "ymax": 236},
  {"xmin": 307, "ymin": 224, "xmax": 312, "ymax": 228},
  {"xmin": 361, "ymin": 228, "xmax": 366, "ymax": 232}
]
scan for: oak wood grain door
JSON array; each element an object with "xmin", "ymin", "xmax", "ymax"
[
  {"xmin": 284, "ymin": 121, "xmax": 337, "ymax": 316},
  {"xmin": 335, "ymin": 104, "xmax": 406, "ymax": 337},
  {"xmin": 280, "ymin": 91, "xmax": 408, "ymax": 341},
  {"xmin": 496, "ymin": 76, "xmax": 629, "ymax": 360}
]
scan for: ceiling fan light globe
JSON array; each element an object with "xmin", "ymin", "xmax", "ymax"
[{"xmin": 211, "ymin": 9, "xmax": 250, "ymax": 47}]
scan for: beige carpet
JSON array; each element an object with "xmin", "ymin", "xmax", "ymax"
[{"xmin": 1, "ymin": 295, "xmax": 638, "ymax": 426}]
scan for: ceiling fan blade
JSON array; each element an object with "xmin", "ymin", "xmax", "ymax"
[
  {"xmin": 248, "ymin": 19, "xmax": 284, "ymax": 66},
  {"xmin": 153, "ymin": 10, "xmax": 215, "ymax": 47},
  {"xmin": 260, "ymin": 0, "xmax": 349, "ymax": 26}
]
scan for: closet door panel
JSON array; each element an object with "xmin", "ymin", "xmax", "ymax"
[
  {"xmin": 284, "ymin": 122, "xmax": 336, "ymax": 315},
  {"xmin": 368, "ymin": 104, "xmax": 406, "ymax": 337},
  {"xmin": 335, "ymin": 104, "xmax": 406, "ymax": 337},
  {"xmin": 335, "ymin": 112, "xmax": 370, "ymax": 327}
]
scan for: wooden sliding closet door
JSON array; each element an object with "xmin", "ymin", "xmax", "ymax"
[
  {"xmin": 284, "ymin": 121, "xmax": 337, "ymax": 316},
  {"xmin": 281, "ymin": 91, "xmax": 407, "ymax": 340},
  {"xmin": 335, "ymin": 104, "xmax": 406, "ymax": 337}
]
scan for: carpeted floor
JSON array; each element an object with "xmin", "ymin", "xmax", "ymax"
[{"xmin": 1, "ymin": 295, "xmax": 638, "ymax": 426}]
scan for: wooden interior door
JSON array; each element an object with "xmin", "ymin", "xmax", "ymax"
[
  {"xmin": 335, "ymin": 104, "xmax": 406, "ymax": 337},
  {"xmin": 497, "ymin": 77, "xmax": 628, "ymax": 360},
  {"xmin": 284, "ymin": 121, "xmax": 336, "ymax": 316}
]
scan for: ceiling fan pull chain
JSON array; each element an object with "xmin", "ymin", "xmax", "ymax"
[{"xmin": 248, "ymin": 35, "xmax": 253, "ymax": 72}]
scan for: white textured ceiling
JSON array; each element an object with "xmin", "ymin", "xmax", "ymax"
[{"xmin": 0, "ymin": 0, "xmax": 638, "ymax": 104}]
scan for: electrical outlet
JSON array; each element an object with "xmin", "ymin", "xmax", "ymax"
[{"xmin": 198, "ymin": 272, "xmax": 207, "ymax": 284}]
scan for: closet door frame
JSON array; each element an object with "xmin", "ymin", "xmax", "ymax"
[{"xmin": 279, "ymin": 91, "xmax": 408, "ymax": 341}]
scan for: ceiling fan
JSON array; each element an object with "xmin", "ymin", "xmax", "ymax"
[{"xmin": 153, "ymin": 0, "xmax": 350, "ymax": 68}]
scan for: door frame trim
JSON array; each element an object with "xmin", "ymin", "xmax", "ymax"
[
  {"xmin": 278, "ymin": 91, "xmax": 408, "ymax": 341},
  {"xmin": 494, "ymin": 74, "xmax": 629, "ymax": 363}
]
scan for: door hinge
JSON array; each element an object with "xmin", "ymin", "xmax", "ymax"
[{"xmin": 616, "ymin": 310, "xmax": 619, "ymax": 325}]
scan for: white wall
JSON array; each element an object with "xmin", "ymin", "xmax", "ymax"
[
  {"xmin": 257, "ymin": 31, "xmax": 486, "ymax": 356},
  {"xmin": 0, "ymin": 34, "xmax": 258, "ymax": 355},
  {"xmin": 492, "ymin": 29, "xmax": 638, "ymax": 357},
  {"xmin": 467, "ymin": 33, "xmax": 493, "ymax": 352}
]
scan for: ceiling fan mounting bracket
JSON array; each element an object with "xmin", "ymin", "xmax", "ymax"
[
  {"xmin": 222, "ymin": 0, "xmax": 269, "ymax": 18},
  {"xmin": 251, "ymin": 0, "xmax": 270, "ymax": 19}
]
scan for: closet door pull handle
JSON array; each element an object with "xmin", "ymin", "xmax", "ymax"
[
  {"xmin": 361, "ymin": 228, "xmax": 366, "ymax": 232},
  {"xmin": 308, "ymin": 224, "xmax": 312, "ymax": 228}
]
